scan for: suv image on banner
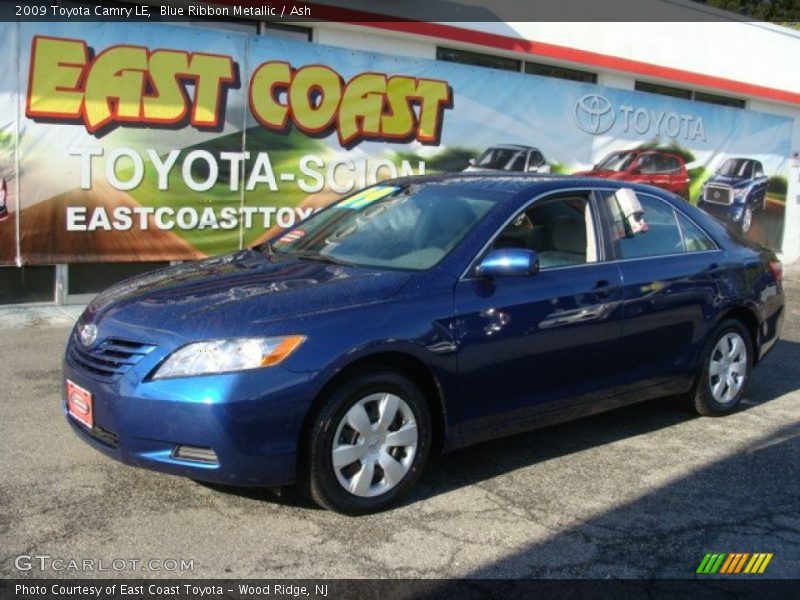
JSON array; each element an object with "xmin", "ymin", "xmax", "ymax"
[
  {"xmin": 465, "ymin": 145, "xmax": 551, "ymax": 173},
  {"xmin": 697, "ymin": 158, "xmax": 769, "ymax": 234},
  {"xmin": 575, "ymin": 149, "xmax": 690, "ymax": 200}
]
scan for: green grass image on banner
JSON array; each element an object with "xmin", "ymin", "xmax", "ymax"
[{"xmin": 122, "ymin": 128, "xmax": 327, "ymax": 256}]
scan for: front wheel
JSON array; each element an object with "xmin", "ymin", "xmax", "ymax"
[
  {"xmin": 304, "ymin": 371, "xmax": 431, "ymax": 514},
  {"xmin": 692, "ymin": 320, "xmax": 753, "ymax": 416},
  {"xmin": 741, "ymin": 205, "xmax": 753, "ymax": 234}
]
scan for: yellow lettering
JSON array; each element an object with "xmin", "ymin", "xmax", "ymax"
[
  {"xmin": 26, "ymin": 36, "xmax": 87, "ymax": 119},
  {"xmin": 249, "ymin": 61, "xmax": 291, "ymax": 129},
  {"xmin": 187, "ymin": 54, "xmax": 235, "ymax": 127},
  {"xmin": 338, "ymin": 73, "xmax": 386, "ymax": 145},
  {"xmin": 84, "ymin": 46, "xmax": 148, "ymax": 131},
  {"xmin": 289, "ymin": 65, "xmax": 342, "ymax": 133},
  {"xmin": 143, "ymin": 50, "xmax": 191, "ymax": 123}
]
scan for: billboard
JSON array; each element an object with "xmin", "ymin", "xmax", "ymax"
[{"xmin": 0, "ymin": 21, "xmax": 792, "ymax": 265}]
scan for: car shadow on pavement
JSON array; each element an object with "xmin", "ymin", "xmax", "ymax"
[
  {"xmin": 196, "ymin": 481, "xmax": 321, "ymax": 510},
  {"xmin": 408, "ymin": 338, "xmax": 799, "ymax": 508},
  {"xmin": 201, "ymin": 339, "xmax": 800, "ymax": 514},
  {"xmin": 449, "ymin": 419, "xmax": 800, "ymax": 578}
]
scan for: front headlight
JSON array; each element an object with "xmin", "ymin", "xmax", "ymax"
[
  {"xmin": 733, "ymin": 187, "xmax": 749, "ymax": 199},
  {"xmin": 152, "ymin": 336, "xmax": 305, "ymax": 379}
]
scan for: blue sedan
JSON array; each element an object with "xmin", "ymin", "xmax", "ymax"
[{"xmin": 63, "ymin": 175, "xmax": 784, "ymax": 514}]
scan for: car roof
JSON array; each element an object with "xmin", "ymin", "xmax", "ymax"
[
  {"xmin": 485, "ymin": 144, "xmax": 539, "ymax": 151},
  {"xmin": 384, "ymin": 171, "xmax": 676, "ymax": 200}
]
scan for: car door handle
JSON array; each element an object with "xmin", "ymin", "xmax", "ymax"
[{"xmin": 592, "ymin": 280, "xmax": 618, "ymax": 298}]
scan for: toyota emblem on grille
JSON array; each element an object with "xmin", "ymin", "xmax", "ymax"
[{"xmin": 79, "ymin": 323, "xmax": 98, "ymax": 347}]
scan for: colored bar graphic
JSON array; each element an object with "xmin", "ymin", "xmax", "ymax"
[
  {"xmin": 744, "ymin": 553, "xmax": 773, "ymax": 574},
  {"xmin": 698, "ymin": 552, "xmax": 773, "ymax": 575},
  {"xmin": 697, "ymin": 553, "xmax": 725, "ymax": 574}
]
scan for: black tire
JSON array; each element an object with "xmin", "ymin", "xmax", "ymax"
[
  {"xmin": 303, "ymin": 370, "xmax": 431, "ymax": 515},
  {"xmin": 692, "ymin": 319, "xmax": 753, "ymax": 416}
]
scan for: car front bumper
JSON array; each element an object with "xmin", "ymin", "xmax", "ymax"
[
  {"xmin": 697, "ymin": 198, "xmax": 745, "ymax": 223},
  {"xmin": 62, "ymin": 349, "xmax": 316, "ymax": 487}
]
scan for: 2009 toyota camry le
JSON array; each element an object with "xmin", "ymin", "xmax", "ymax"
[{"xmin": 63, "ymin": 174, "xmax": 784, "ymax": 514}]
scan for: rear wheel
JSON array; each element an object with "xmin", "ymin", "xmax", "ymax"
[
  {"xmin": 693, "ymin": 320, "xmax": 753, "ymax": 416},
  {"xmin": 304, "ymin": 371, "xmax": 431, "ymax": 514}
]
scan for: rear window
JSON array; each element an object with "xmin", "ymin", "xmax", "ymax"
[{"xmin": 604, "ymin": 193, "xmax": 713, "ymax": 259}]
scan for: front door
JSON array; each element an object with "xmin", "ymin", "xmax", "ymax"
[{"xmin": 454, "ymin": 191, "xmax": 626, "ymax": 435}]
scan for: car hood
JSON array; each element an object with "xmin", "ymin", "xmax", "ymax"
[
  {"xmin": 82, "ymin": 250, "xmax": 414, "ymax": 339},
  {"xmin": 706, "ymin": 174, "xmax": 749, "ymax": 188}
]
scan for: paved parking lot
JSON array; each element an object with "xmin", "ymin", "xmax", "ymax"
[{"xmin": 1, "ymin": 269, "xmax": 799, "ymax": 580}]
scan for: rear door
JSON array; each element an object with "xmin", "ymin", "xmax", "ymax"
[
  {"xmin": 639, "ymin": 154, "xmax": 669, "ymax": 190},
  {"xmin": 664, "ymin": 155, "xmax": 689, "ymax": 198},
  {"xmin": 600, "ymin": 189, "xmax": 725, "ymax": 394}
]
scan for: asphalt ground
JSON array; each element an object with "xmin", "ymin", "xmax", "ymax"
[{"xmin": 1, "ymin": 269, "xmax": 799, "ymax": 580}]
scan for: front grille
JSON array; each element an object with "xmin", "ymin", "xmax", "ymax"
[
  {"xmin": 705, "ymin": 185, "xmax": 733, "ymax": 205},
  {"xmin": 90, "ymin": 424, "xmax": 119, "ymax": 448},
  {"xmin": 68, "ymin": 335, "xmax": 156, "ymax": 381}
]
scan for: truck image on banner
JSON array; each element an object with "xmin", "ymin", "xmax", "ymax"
[{"xmin": 0, "ymin": 20, "xmax": 792, "ymax": 265}]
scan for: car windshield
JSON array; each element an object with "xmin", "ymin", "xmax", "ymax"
[
  {"xmin": 271, "ymin": 183, "xmax": 505, "ymax": 271},
  {"xmin": 596, "ymin": 151, "xmax": 637, "ymax": 172},
  {"xmin": 475, "ymin": 148, "xmax": 527, "ymax": 171},
  {"xmin": 717, "ymin": 159, "xmax": 752, "ymax": 178}
]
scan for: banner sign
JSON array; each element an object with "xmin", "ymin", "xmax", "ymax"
[{"xmin": 0, "ymin": 21, "xmax": 792, "ymax": 265}]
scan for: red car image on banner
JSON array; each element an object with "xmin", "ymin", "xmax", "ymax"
[{"xmin": 575, "ymin": 148, "xmax": 691, "ymax": 200}]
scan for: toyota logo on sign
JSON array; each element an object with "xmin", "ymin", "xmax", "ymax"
[
  {"xmin": 79, "ymin": 323, "xmax": 98, "ymax": 347},
  {"xmin": 574, "ymin": 94, "xmax": 616, "ymax": 135}
]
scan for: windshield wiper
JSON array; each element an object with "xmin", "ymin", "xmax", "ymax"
[{"xmin": 293, "ymin": 252, "xmax": 353, "ymax": 266}]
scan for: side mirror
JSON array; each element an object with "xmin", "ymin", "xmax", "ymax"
[
  {"xmin": 468, "ymin": 158, "xmax": 476, "ymax": 166},
  {"xmin": 476, "ymin": 248, "xmax": 540, "ymax": 278}
]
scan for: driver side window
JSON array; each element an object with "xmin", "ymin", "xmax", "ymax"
[{"xmin": 490, "ymin": 194, "xmax": 597, "ymax": 270}]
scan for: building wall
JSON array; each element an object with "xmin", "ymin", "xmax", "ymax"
[
  {"xmin": 3, "ymin": 13, "xmax": 800, "ymax": 304},
  {"xmin": 310, "ymin": 19, "xmax": 800, "ymax": 262}
]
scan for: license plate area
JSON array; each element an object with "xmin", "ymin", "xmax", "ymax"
[{"xmin": 66, "ymin": 379, "xmax": 94, "ymax": 429}]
